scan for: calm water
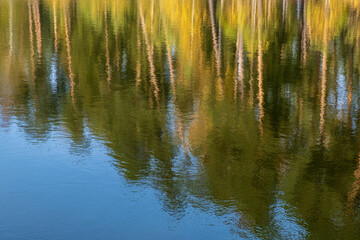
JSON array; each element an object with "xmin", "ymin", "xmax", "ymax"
[{"xmin": 1, "ymin": 0, "xmax": 360, "ymax": 239}]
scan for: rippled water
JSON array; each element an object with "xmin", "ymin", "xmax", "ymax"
[{"xmin": 1, "ymin": 0, "xmax": 360, "ymax": 239}]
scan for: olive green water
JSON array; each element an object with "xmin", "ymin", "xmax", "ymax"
[{"xmin": 1, "ymin": 0, "xmax": 360, "ymax": 239}]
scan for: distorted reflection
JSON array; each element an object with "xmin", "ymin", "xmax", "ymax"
[{"xmin": 1, "ymin": 0, "xmax": 360, "ymax": 238}]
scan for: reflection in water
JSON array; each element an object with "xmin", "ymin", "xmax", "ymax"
[
  {"xmin": 33, "ymin": 0, "xmax": 42, "ymax": 60},
  {"xmin": 139, "ymin": 1, "xmax": 159, "ymax": 104},
  {"xmin": 1, "ymin": 0, "xmax": 360, "ymax": 238},
  {"xmin": 104, "ymin": 1, "xmax": 111, "ymax": 84},
  {"xmin": 28, "ymin": 0, "xmax": 35, "ymax": 80},
  {"xmin": 8, "ymin": 0, "xmax": 13, "ymax": 57},
  {"xmin": 63, "ymin": 1, "xmax": 75, "ymax": 102}
]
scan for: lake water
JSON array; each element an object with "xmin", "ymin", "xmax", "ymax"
[{"xmin": 1, "ymin": 0, "xmax": 360, "ymax": 239}]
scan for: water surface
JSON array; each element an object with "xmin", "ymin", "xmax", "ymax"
[{"xmin": 1, "ymin": 0, "xmax": 360, "ymax": 239}]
